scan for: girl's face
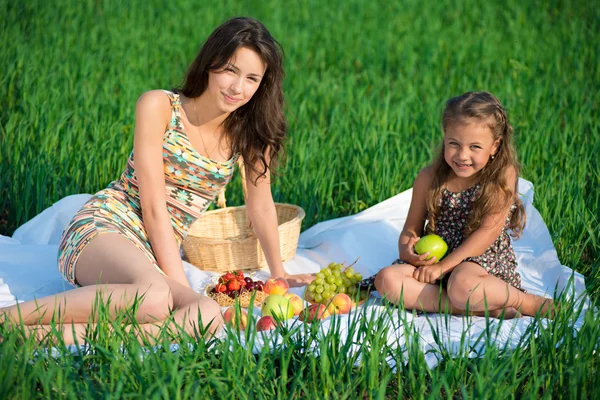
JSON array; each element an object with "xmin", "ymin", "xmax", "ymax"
[
  {"xmin": 206, "ymin": 47, "xmax": 266, "ymax": 114},
  {"xmin": 444, "ymin": 119, "xmax": 500, "ymax": 179}
]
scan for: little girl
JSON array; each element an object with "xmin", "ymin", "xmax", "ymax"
[{"xmin": 361, "ymin": 91, "xmax": 554, "ymax": 318}]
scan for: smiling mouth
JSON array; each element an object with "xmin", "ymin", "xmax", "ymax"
[
  {"xmin": 455, "ymin": 162, "xmax": 472, "ymax": 168},
  {"xmin": 223, "ymin": 93, "xmax": 241, "ymax": 103}
]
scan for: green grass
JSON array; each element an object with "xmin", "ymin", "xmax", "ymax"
[{"xmin": 1, "ymin": 0, "xmax": 599, "ymax": 397}]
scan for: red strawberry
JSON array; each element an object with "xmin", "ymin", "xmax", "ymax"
[
  {"xmin": 224, "ymin": 272, "xmax": 236, "ymax": 281},
  {"xmin": 236, "ymin": 271, "xmax": 245, "ymax": 280},
  {"xmin": 215, "ymin": 283, "xmax": 227, "ymax": 293},
  {"xmin": 227, "ymin": 280, "xmax": 241, "ymax": 292}
]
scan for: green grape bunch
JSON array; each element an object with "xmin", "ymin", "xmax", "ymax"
[{"xmin": 306, "ymin": 261, "xmax": 368, "ymax": 304}]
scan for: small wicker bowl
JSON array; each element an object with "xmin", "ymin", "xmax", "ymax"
[
  {"xmin": 206, "ymin": 285, "xmax": 269, "ymax": 308},
  {"xmin": 183, "ymin": 203, "xmax": 305, "ymax": 273}
]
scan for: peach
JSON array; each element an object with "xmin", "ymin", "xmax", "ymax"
[
  {"xmin": 299, "ymin": 304, "xmax": 331, "ymax": 323},
  {"xmin": 263, "ymin": 277, "xmax": 289, "ymax": 296},
  {"xmin": 284, "ymin": 293, "xmax": 305, "ymax": 316},
  {"xmin": 223, "ymin": 307, "xmax": 248, "ymax": 330},
  {"xmin": 256, "ymin": 315, "xmax": 279, "ymax": 332},
  {"xmin": 326, "ymin": 293, "xmax": 352, "ymax": 315}
]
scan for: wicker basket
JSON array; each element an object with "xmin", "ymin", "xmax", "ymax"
[{"xmin": 182, "ymin": 158, "xmax": 305, "ymax": 272}]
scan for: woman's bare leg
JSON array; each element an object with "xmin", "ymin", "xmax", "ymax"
[
  {"xmin": 0, "ymin": 234, "xmax": 173, "ymax": 325},
  {"xmin": 374, "ymin": 264, "xmax": 520, "ymax": 318},
  {"xmin": 447, "ymin": 262, "xmax": 555, "ymax": 318},
  {"xmin": 10, "ymin": 279, "xmax": 224, "ymax": 345}
]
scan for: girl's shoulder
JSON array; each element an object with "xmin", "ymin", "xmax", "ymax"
[{"xmin": 413, "ymin": 166, "xmax": 435, "ymax": 190}]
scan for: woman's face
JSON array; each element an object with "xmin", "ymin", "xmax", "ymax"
[{"xmin": 206, "ymin": 47, "xmax": 267, "ymax": 114}]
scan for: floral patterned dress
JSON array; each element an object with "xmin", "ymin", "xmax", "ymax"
[
  {"xmin": 359, "ymin": 184, "xmax": 523, "ymax": 290},
  {"xmin": 58, "ymin": 91, "xmax": 239, "ymax": 286}
]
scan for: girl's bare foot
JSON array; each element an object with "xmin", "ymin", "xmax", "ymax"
[{"xmin": 519, "ymin": 294, "xmax": 556, "ymax": 319}]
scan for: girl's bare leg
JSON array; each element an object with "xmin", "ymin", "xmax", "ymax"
[
  {"xmin": 374, "ymin": 264, "xmax": 520, "ymax": 318},
  {"xmin": 0, "ymin": 234, "xmax": 173, "ymax": 325},
  {"xmin": 447, "ymin": 262, "xmax": 555, "ymax": 318}
]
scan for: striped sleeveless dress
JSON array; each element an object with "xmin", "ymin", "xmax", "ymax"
[{"xmin": 58, "ymin": 90, "xmax": 239, "ymax": 285}]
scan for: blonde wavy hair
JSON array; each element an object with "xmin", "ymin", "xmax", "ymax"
[{"xmin": 426, "ymin": 92, "xmax": 526, "ymax": 238}]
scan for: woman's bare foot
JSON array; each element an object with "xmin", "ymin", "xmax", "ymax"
[{"xmin": 487, "ymin": 307, "xmax": 522, "ymax": 319}]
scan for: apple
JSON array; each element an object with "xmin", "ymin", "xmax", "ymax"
[
  {"xmin": 414, "ymin": 234, "xmax": 448, "ymax": 262},
  {"xmin": 223, "ymin": 307, "xmax": 248, "ymax": 330},
  {"xmin": 263, "ymin": 277, "xmax": 289, "ymax": 296},
  {"xmin": 284, "ymin": 293, "xmax": 305, "ymax": 316},
  {"xmin": 256, "ymin": 315, "xmax": 279, "ymax": 332},
  {"xmin": 326, "ymin": 293, "xmax": 352, "ymax": 315},
  {"xmin": 261, "ymin": 294, "xmax": 294, "ymax": 322},
  {"xmin": 299, "ymin": 304, "xmax": 331, "ymax": 323}
]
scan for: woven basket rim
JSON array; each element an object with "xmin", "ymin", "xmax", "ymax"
[{"xmin": 187, "ymin": 202, "xmax": 305, "ymax": 241}]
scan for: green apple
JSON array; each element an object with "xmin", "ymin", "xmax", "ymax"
[
  {"xmin": 414, "ymin": 234, "xmax": 448, "ymax": 262},
  {"xmin": 261, "ymin": 294, "xmax": 294, "ymax": 321}
]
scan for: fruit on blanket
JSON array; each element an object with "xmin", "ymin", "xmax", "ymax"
[
  {"xmin": 326, "ymin": 293, "xmax": 352, "ymax": 315},
  {"xmin": 256, "ymin": 315, "xmax": 279, "ymax": 332},
  {"xmin": 284, "ymin": 293, "xmax": 305, "ymax": 316},
  {"xmin": 306, "ymin": 261, "xmax": 363, "ymax": 304},
  {"xmin": 299, "ymin": 304, "xmax": 331, "ymax": 323},
  {"xmin": 414, "ymin": 234, "xmax": 448, "ymax": 262},
  {"xmin": 261, "ymin": 294, "xmax": 294, "ymax": 321},
  {"xmin": 263, "ymin": 278, "xmax": 289, "ymax": 296},
  {"xmin": 223, "ymin": 306, "xmax": 248, "ymax": 330}
]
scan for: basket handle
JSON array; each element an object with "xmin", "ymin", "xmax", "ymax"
[{"xmin": 216, "ymin": 157, "xmax": 248, "ymax": 208}]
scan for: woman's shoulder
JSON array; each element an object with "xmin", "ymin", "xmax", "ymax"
[{"xmin": 135, "ymin": 90, "xmax": 174, "ymax": 118}]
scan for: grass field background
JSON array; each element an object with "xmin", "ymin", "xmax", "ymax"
[{"xmin": 1, "ymin": 0, "xmax": 599, "ymax": 398}]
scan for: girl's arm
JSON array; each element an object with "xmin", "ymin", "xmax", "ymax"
[
  {"xmin": 134, "ymin": 91, "xmax": 190, "ymax": 287},
  {"xmin": 414, "ymin": 167, "xmax": 518, "ymax": 283},
  {"xmin": 398, "ymin": 167, "xmax": 440, "ymax": 266},
  {"xmin": 244, "ymin": 150, "xmax": 314, "ymax": 287}
]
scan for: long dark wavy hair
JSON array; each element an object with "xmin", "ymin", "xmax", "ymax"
[
  {"xmin": 176, "ymin": 17, "xmax": 286, "ymax": 182},
  {"xmin": 426, "ymin": 91, "xmax": 526, "ymax": 238}
]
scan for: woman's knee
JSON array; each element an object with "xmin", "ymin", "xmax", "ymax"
[
  {"xmin": 132, "ymin": 279, "xmax": 173, "ymax": 321},
  {"xmin": 180, "ymin": 297, "xmax": 223, "ymax": 334},
  {"xmin": 199, "ymin": 298, "xmax": 223, "ymax": 332}
]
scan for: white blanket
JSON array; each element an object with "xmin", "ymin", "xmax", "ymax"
[{"xmin": 0, "ymin": 179, "xmax": 589, "ymax": 367}]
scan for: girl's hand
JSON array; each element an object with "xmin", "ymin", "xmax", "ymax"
[
  {"xmin": 400, "ymin": 236, "xmax": 439, "ymax": 267},
  {"xmin": 413, "ymin": 265, "xmax": 445, "ymax": 284}
]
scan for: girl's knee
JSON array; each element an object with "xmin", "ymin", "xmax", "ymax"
[
  {"xmin": 446, "ymin": 265, "xmax": 485, "ymax": 309},
  {"xmin": 374, "ymin": 265, "xmax": 416, "ymax": 304}
]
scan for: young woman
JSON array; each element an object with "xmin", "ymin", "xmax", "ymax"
[{"xmin": 1, "ymin": 17, "xmax": 314, "ymax": 344}]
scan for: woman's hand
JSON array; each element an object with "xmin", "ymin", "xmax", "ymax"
[
  {"xmin": 282, "ymin": 273, "xmax": 316, "ymax": 288},
  {"xmin": 399, "ymin": 236, "xmax": 439, "ymax": 267}
]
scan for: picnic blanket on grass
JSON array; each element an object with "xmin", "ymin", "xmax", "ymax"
[{"xmin": 0, "ymin": 179, "xmax": 589, "ymax": 368}]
